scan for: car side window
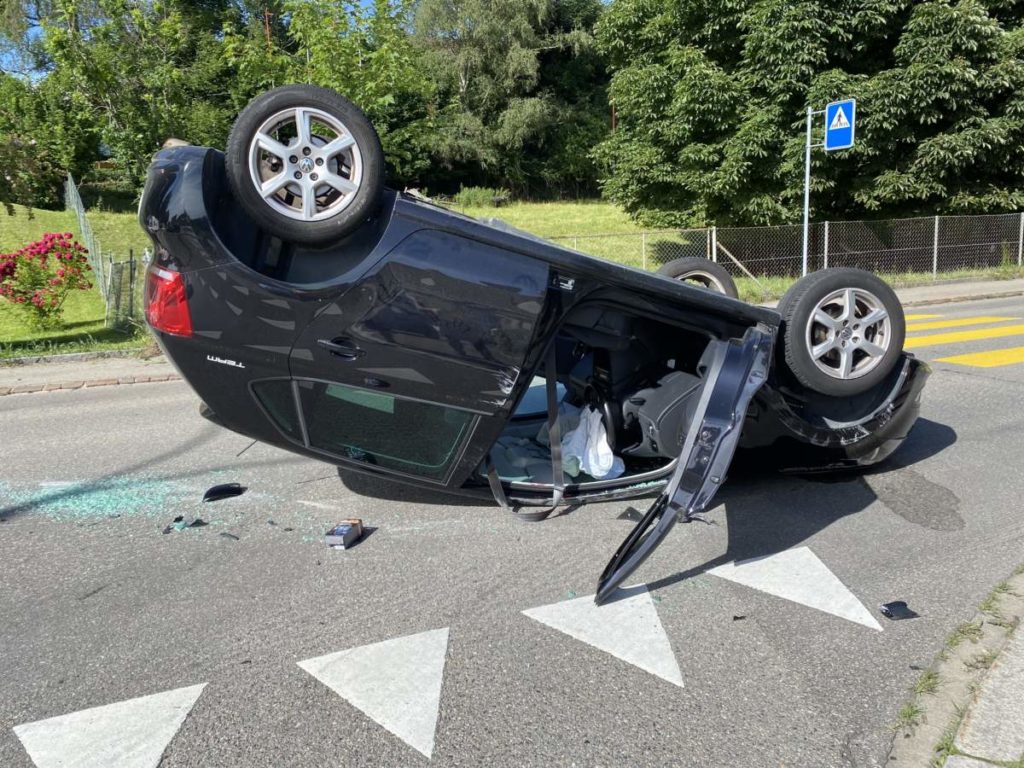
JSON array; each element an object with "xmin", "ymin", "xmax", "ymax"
[
  {"xmin": 251, "ymin": 380, "xmax": 303, "ymax": 442},
  {"xmin": 296, "ymin": 380, "xmax": 476, "ymax": 481}
]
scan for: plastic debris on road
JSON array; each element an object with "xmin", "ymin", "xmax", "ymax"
[
  {"xmin": 162, "ymin": 516, "xmax": 209, "ymax": 533},
  {"xmin": 880, "ymin": 600, "xmax": 919, "ymax": 620},
  {"xmin": 203, "ymin": 483, "xmax": 246, "ymax": 502}
]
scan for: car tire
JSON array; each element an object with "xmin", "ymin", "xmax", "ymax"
[
  {"xmin": 225, "ymin": 85, "xmax": 385, "ymax": 246},
  {"xmin": 778, "ymin": 268, "xmax": 905, "ymax": 397},
  {"xmin": 657, "ymin": 257, "xmax": 739, "ymax": 298}
]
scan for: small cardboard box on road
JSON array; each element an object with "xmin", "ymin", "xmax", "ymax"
[{"xmin": 325, "ymin": 519, "xmax": 363, "ymax": 549}]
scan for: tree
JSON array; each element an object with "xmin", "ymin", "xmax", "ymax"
[
  {"xmin": 2, "ymin": 0, "xmax": 614, "ymax": 201},
  {"xmin": 595, "ymin": 0, "xmax": 1024, "ymax": 227},
  {"xmin": 0, "ymin": 72, "xmax": 64, "ymax": 211},
  {"xmin": 412, "ymin": 0, "xmax": 609, "ymax": 196},
  {"xmin": 42, "ymin": 0, "xmax": 236, "ymax": 183},
  {"xmin": 286, "ymin": 0, "xmax": 439, "ymax": 185}
]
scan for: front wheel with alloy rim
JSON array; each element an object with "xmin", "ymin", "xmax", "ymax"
[
  {"xmin": 225, "ymin": 85, "xmax": 385, "ymax": 247},
  {"xmin": 656, "ymin": 257, "xmax": 739, "ymax": 298},
  {"xmin": 778, "ymin": 268, "xmax": 905, "ymax": 397}
]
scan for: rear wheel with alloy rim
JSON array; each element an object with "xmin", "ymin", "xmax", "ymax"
[{"xmin": 226, "ymin": 85, "xmax": 384, "ymax": 246}]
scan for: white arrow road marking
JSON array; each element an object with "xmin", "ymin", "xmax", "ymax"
[
  {"xmin": 522, "ymin": 585, "xmax": 683, "ymax": 687},
  {"xmin": 13, "ymin": 683, "xmax": 206, "ymax": 768},
  {"xmin": 708, "ymin": 546, "xmax": 882, "ymax": 630},
  {"xmin": 297, "ymin": 628, "xmax": 449, "ymax": 759}
]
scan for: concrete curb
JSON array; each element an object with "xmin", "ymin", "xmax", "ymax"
[
  {"xmin": 900, "ymin": 287, "xmax": 1024, "ymax": 307},
  {"xmin": 0, "ymin": 348, "xmax": 148, "ymax": 367},
  {"xmin": 758, "ymin": 285, "xmax": 1024, "ymax": 309},
  {"xmin": 0, "ymin": 373, "xmax": 180, "ymax": 397}
]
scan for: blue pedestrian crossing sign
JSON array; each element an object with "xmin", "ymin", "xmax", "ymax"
[{"xmin": 824, "ymin": 99, "xmax": 855, "ymax": 151}]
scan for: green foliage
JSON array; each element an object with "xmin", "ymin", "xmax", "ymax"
[
  {"xmin": 596, "ymin": 0, "xmax": 1024, "ymax": 226},
  {"xmin": 41, "ymin": 0, "xmax": 235, "ymax": 183},
  {"xmin": 0, "ymin": 231, "xmax": 93, "ymax": 329},
  {"xmin": 412, "ymin": 0, "xmax": 609, "ymax": 196},
  {"xmin": 3, "ymin": 0, "xmax": 609, "ymax": 198},
  {"xmin": 914, "ymin": 670, "xmax": 940, "ymax": 695},
  {"xmin": 0, "ymin": 73, "xmax": 65, "ymax": 211},
  {"xmin": 454, "ymin": 186, "xmax": 511, "ymax": 207},
  {"xmin": 894, "ymin": 701, "xmax": 924, "ymax": 730},
  {"xmin": 77, "ymin": 166, "xmax": 139, "ymax": 212},
  {"xmin": 286, "ymin": 0, "xmax": 439, "ymax": 184}
]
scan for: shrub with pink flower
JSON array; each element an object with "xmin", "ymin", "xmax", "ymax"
[{"xmin": 0, "ymin": 233, "xmax": 93, "ymax": 329}]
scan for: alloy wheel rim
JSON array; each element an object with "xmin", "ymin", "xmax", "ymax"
[
  {"xmin": 804, "ymin": 287, "xmax": 892, "ymax": 380},
  {"xmin": 247, "ymin": 106, "xmax": 363, "ymax": 222},
  {"xmin": 677, "ymin": 270, "xmax": 727, "ymax": 294}
]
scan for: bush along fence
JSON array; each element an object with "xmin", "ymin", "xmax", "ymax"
[
  {"xmin": 552, "ymin": 212, "xmax": 1024, "ymax": 294},
  {"xmin": 64, "ymin": 175, "xmax": 142, "ymax": 327}
]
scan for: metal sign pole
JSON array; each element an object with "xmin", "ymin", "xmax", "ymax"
[
  {"xmin": 803, "ymin": 98, "xmax": 855, "ymax": 278},
  {"xmin": 802, "ymin": 107, "xmax": 812, "ymax": 278}
]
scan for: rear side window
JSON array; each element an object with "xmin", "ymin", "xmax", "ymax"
[{"xmin": 296, "ymin": 381, "xmax": 475, "ymax": 481}]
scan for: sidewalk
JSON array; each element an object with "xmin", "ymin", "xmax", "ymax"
[
  {"xmin": 944, "ymin": 617, "xmax": 1024, "ymax": 767},
  {"xmin": 0, "ymin": 354, "xmax": 178, "ymax": 395},
  {"xmin": 761, "ymin": 277, "xmax": 1024, "ymax": 308},
  {"xmin": 891, "ymin": 277, "xmax": 1024, "ymax": 307},
  {"xmin": 888, "ymin": 567, "xmax": 1024, "ymax": 767}
]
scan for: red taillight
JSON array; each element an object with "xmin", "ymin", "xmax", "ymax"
[{"xmin": 145, "ymin": 266, "xmax": 192, "ymax": 337}]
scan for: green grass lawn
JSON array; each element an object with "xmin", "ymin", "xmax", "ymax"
[
  {"xmin": 0, "ymin": 206, "xmax": 79, "ymax": 250},
  {"xmin": 459, "ymin": 200, "xmax": 643, "ymax": 237},
  {"xmin": 0, "ymin": 204, "xmax": 147, "ymax": 259},
  {"xmin": 86, "ymin": 209, "xmax": 150, "ymax": 259},
  {"xmin": 0, "ymin": 294, "xmax": 144, "ymax": 359}
]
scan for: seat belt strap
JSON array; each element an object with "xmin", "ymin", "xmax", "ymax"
[
  {"xmin": 546, "ymin": 342, "xmax": 565, "ymax": 508},
  {"xmin": 486, "ymin": 455, "xmax": 510, "ymax": 509}
]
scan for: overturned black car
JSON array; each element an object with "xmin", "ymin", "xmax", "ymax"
[{"xmin": 139, "ymin": 86, "xmax": 929, "ymax": 602}]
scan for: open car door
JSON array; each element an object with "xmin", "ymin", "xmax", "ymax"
[{"xmin": 595, "ymin": 326, "xmax": 773, "ymax": 604}]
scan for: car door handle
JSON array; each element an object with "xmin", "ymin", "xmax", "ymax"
[{"xmin": 317, "ymin": 337, "xmax": 364, "ymax": 360}]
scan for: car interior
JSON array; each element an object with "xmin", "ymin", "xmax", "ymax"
[{"xmin": 491, "ymin": 303, "xmax": 715, "ymax": 489}]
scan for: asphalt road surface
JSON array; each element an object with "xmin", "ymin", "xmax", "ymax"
[{"xmin": 2, "ymin": 295, "xmax": 1024, "ymax": 768}]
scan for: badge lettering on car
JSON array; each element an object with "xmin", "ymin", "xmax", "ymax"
[{"xmin": 206, "ymin": 354, "xmax": 246, "ymax": 369}]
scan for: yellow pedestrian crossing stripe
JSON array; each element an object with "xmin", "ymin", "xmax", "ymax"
[
  {"xmin": 903, "ymin": 324, "xmax": 1024, "ymax": 349},
  {"xmin": 937, "ymin": 346, "xmax": 1024, "ymax": 368},
  {"xmin": 905, "ymin": 316, "xmax": 1019, "ymax": 332},
  {"xmin": 896, "ymin": 309, "xmax": 1024, "ymax": 367}
]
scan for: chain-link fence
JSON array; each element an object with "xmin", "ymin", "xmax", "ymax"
[
  {"xmin": 64, "ymin": 174, "xmax": 108, "ymax": 299},
  {"xmin": 64, "ymin": 169, "xmax": 1024, "ymax": 320},
  {"xmin": 105, "ymin": 258, "xmax": 141, "ymax": 326},
  {"xmin": 554, "ymin": 212, "xmax": 1024, "ymax": 288},
  {"xmin": 65, "ymin": 174, "xmax": 143, "ymax": 327}
]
